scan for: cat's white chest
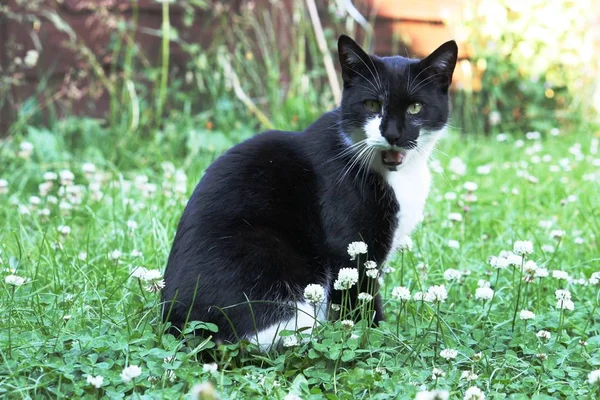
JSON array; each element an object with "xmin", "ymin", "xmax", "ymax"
[{"xmin": 384, "ymin": 159, "xmax": 431, "ymax": 252}]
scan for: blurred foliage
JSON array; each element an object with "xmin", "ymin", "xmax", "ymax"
[{"xmin": 452, "ymin": 0, "xmax": 599, "ymax": 135}]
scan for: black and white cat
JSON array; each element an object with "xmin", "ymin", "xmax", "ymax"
[{"xmin": 162, "ymin": 35, "xmax": 457, "ymax": 349}]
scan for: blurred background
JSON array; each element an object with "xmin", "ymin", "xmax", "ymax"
[{"xmin": 1, "ymin": 0, "xmax": 599, "ymax": 169}]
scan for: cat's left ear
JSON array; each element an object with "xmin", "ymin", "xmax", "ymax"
[
  {"xmin": 418, "ymin": 40, "xmax": 458, "ymax": 90},
  {"xmin": 338, "ymin": 35, "xmax": 372, "ymax": 86}
]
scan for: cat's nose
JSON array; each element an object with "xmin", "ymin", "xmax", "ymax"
[{"xmin": 382, "ymin": 125, "xmax": 402, "ymax": 146}]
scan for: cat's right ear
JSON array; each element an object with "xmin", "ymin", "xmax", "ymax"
[{"xmin": 338, "ymin": 35, "xmax": 371, "ymax": 85}]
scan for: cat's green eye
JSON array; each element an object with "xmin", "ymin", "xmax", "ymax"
[
  {"xmin": 364, "ymin": 99, "xmax": 382, "ymax": 113},
  {"xmin": 407, "ymin": 102, "xmax": 423, "ymax": 115}
]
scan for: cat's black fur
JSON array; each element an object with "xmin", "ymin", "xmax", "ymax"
[{"xmin": 162, "ymin": 35, "xmax": 457, "ymax": 343}]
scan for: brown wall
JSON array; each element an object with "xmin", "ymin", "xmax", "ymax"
[{"xmin": 0, "ymin": 0, "xmax": 459, "ymax": 134}]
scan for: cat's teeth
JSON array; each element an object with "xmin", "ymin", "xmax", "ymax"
[{"xmin": 382, "ymin": 150, "xmax": 406, "ymax": 166}]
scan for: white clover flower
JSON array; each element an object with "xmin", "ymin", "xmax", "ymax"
[
  {"xmin": 304, "ymin": 284, "xmax": 325, "ymax": 305},
  {"xmin": 536, "ymin": 330, "xmax": 551, "ymax": 340},
  {"xmin": 464, "ymin": 181, "xmax": 478, "ymax": 191},
  {"xmin": 464, "ymin": 386, "xmax": 486, "ymax": 400},
  {"xmin": 29, "ymin": 196, "xmax": 41, "ymax": 207},
  {"xmin": 555, "ymin": 289, "xmax": 571, "ymax": 300},
  {"xmin": 43, "ymin": 171, "xmax": 58, "ymax": 181},
  {"xmin": 415, "ymin": 390, "xmax": 449, "ymax": 400},
  {"xmin": 431, "ymin": 367, "xmax": 446, "ymax": 379},
  {"xmin": 24, "ymin": 50, "xmax": 39, "ymax": 67},
  {"xmin": 202, "ymin": 363, "xmax": 218, "ymax": 374},
  {"xmin": 59, "ymin": 170, "xmax": 75, "ymax": 186},
  {"xmin": 131, "ymin": 249, "xmax": 143, "ymax": 257},
  {"xmin": 526, "ymin": 131, "xmax": 541, "ymax": 140},
  {"xmin": 146, "ymin": 280, "xmax": 165, "ymax": 293},
  {"xmin": 477, "ymin": 164, "xmax": 492, "ymax": 175},
  {"xmin": 5, "ymin": 274, "xmax": 27, "ymax": 286},
  {"xmin": 57, "ymin": 225, "xmax": 71, "ymax": 236},
  {"xmin": 552, "ymin": 270, "xmax": 569, "ymax": 280},
  {"xmin": 121, "ymin": 365, "xmax": 142, "ymax": 383},
  {"xmin": 589, "ymin": 272, "xmax": 600, "ymax": 286},
  {"xmin": 477, "ymin": 280, "xmax": 490, "ymax": 288},
  {"xmin": 18, "ymin": 141, "xmax": 34, "ymax": 159},
  {"xmin": 519, "ymin": 310, "xmax": 535, "ymax": 320},
  {"xmin": 440, "ymin": 348, "xmax": 458, "ymax": 360},
  {"xmin": 449, "ymin": 157, "xmax": 467, "ymax": 175},
  {"xmin": 460, "ymin": 370, "xmax": 479, "ymax": 381},
  {"xmin": 443, "ymin": 268, "xmax": 462, "ymax": 282},
  {"xmin": 364, "ymin": 260, "xmax": 377, "ymax": 269},
  {"xmin": 506, "ymin": 253, "xmax": 523, "ymax": 267},
  {"xmin": 282, "ymin": 335, "xmax": 298, "ymax": 347},
  {"xmin": 513, "ymin": 240, "xmax": 534, "ymax": 256},
  {"xmin": 366, "ymin": 269, "xmax": 379, "ymax": 279},
  {"xmin": 448, "ymin": 212, "xmax": 463, "ymax": 222},
  {"xmin": 444, "ymin": 192, "xmax": 457, "ymax": 201},
  {"xmin": 18, "ymin": 204, "xmax": 31, "ymax": 215},
  {"xmin": 341, "ymin": 320, "xmax": 354, "ymax": 330},
  {"xmin": 556, "ymin": 299, "xmax": 574, "ymax": 311},
  {"xmin": 397, "ymin": 236, "xmax": 413, "ymax": 252},
  {"xmin": 334, "ymin": 268, "xmax": 359, "ymax": 290},
  {"xmin": 489, "ymin": 256, "xmax": 508, "ymax": 269},
  {"xmin": 357, "ymin": 292, "xmax": 373, "ymax": 302},
  {"xmin": 392, "ymin": 286, "xmax": 411, "ymax": 301},
  {"xmin": 588, "ymin": 369, "xmax": 600, "ymax": 384},
  {"xmin": 534, "ymin": 267, "xmax": 549, "ymax": 278},
  {"xmin": 347, "ymin": 241, "xmax": 368, "ymax": 260},
  {"xmin": 574, "ymin": 237, "xmax": 584, "ymax": 245},
  {"xmin": 425, "ymin": 285, "xmax": 448, "ymax": 303},
  {"xmin": 86, "ymin": 374, "xmax": 104, "ymax": 388},
  {"xmin": 108, "ymin": 249, "xmax": 122, "ymax": 261},
  {"xmin": 284, "ymin": 394, "xmax": 303, "ymax": 400},
  {"xmin": 522, "ymin": 260, "xmax": 538, "ymax": 274},
  {"xmin": 475, "ymin": 287, "xmax": 494, "ymax": 301},
  {"xmin": 82, "ymin": 162, "xmax": 96, "ymax": 175},
  {"xmin": 413, "ymin": 291, "xmax": 426, "ymax": 301},
  {"xmin": 550, "ymin": 230, "xmax": 566, "ymax": 239},
  {"xmin": 330, "ymin": 303, "xmax": 341, "ymax": 312},
  {"xmin": 496, "ymin": 133, "xmax": 508, "ymax": 142},
  {"xmin": 447, "ymin": 239, "xmax": 460, "ymax": 249},
  {"xmin": 190, "ymin": 382, "xmax": 218, "ymax": 400},
  {"xmin": 127, "ymin": 220, "xmax": 138, "ymax": 230},
  {"xmin": 550, "ymin": 128, "xmax": 560, "ymax": 136},
  {"xmin": 131, "ymin": 267, "xmax": 163, "ymax": 282}
]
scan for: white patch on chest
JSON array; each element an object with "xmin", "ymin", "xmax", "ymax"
[
  {"xmin": 247, "ymin": 288, "xmax": 329, "ymax": 351},
  {"xmin": 384, "ymin": 159, "xmax": 432, "ymax": 254},
  {"xmin": 376, "ymin": 128, "xmax": 446, "ymax": 258}
]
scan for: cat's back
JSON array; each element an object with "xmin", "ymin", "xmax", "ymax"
[{"xmin": 188, "ymin": 129, "xmax": 318, "ymax": 220}]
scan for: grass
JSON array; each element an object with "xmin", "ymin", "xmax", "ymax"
[{"xmin": 1, "ymin": 117, "xmax": 599, "ymax": 399}]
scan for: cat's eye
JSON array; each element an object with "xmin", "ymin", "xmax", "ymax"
[
  {"xmin": 364, "ymin": 99, "xmax": 382, "ymax": 113},
  {"xmin": 407, "ymin": 102, "xmax": 423, "ymax": 115}
]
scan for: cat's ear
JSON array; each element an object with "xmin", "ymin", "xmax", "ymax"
[
  {"xmin": 338, "ymin": 35, "xmax": 371, "ymax": 85},
  {"xmin": 418, "ymin": 40, "xmax": 458, "ymax": 90}
]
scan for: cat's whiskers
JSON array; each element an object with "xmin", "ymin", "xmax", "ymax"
[
  {"xmin": 335, "ymin": 143, "xmax": 372, "ymax": 186},
  {"xmin": 330, "ymin": 139, "xmax": 369, "ymax": 161}
]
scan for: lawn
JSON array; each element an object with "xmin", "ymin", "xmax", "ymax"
[{"xmin": 1, "ymin": 121, "xmax": 599, "ymax": 399}]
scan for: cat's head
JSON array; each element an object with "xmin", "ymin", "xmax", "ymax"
[{"xmin": 337, "ymin": 35, "xmax": 457, "ymax": 171}]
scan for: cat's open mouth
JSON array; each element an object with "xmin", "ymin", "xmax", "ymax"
[{"xmin": 381, "ymin": 150, "xmax": 406, "ymax": 169}]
